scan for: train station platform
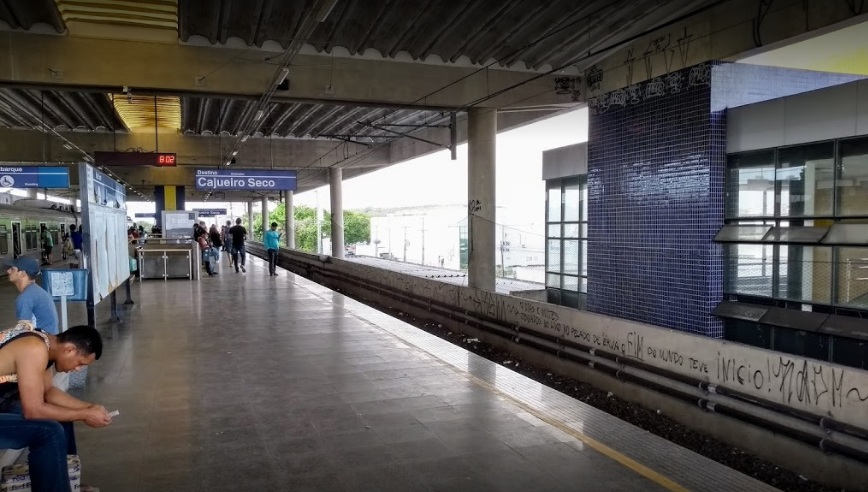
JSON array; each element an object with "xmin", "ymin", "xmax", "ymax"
[{"xmin": 0, "ymin": 257, "xmax": 779, "ymax": 491}]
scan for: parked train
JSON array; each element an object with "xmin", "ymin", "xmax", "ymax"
[{"xmin": 0, "ymin": 200, "xmax": 78, "ymax": 266}]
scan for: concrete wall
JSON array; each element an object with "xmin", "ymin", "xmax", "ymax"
[
  {"xmin": 542, "ymin": 142, "xmax": 587, "ymax": 180},
  {"xmin": 728, "ymin": 79, "xmax": 868, "ymax": 153}
]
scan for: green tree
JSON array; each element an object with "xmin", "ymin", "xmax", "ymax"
[
  {"xmin": 250, "ymin": 204, "xmax": 371, "ymax": 253},
  {"xmin": 343, "ymin": 210, "xmax": 371, "ymax": 245}
]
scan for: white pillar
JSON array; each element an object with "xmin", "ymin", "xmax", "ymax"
[
  {"xmin": 247, "ymin": 201, "xmax": 254, "ymax": 239},
  {"xmin": 330, "ymin": 168, "xmax": 344, "ymax": 259},
  {"xmin": 467, "ymin": 107, "xmax": 496, "ymax": 291},
  {"xmin": 261, "ymin": 197, "xmax": 269, "ymax": 242},
  {"xmin": 316, "ymin": 191, "xmax": 322, "ymax": 254},
  {"xmin": 285, "ymin": 190, "xmax": 295, "ymax": 249}
]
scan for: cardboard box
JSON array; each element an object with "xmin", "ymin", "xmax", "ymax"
[{"xmin": 1, "ymin": 455, "xmax": 80, "ymax": 492}]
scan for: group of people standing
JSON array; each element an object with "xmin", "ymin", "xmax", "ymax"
[
  {"xmin": 40, "ymin": 224, "xmax": 83, "ymax": 268},
  {"xmin": 194, "ymin": 218, "xmax": 249, "ymax": 276}
]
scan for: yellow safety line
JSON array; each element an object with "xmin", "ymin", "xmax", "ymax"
[{"xmin": 462, "ymin": 372, "xmax": 690, "ymax": 492}]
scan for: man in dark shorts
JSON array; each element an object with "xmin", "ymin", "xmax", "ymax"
[{"xmin": 228, "ymin": 218, "xmax": 247, "ymax": 273}]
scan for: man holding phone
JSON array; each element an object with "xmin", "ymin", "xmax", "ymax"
[
  {"xmin": 0, "ymin": 324, "xmax": 111, "ymax": 492},
  {"xmin": 264, "ymin": 222, "xmax": 281, "ymax": 277}
]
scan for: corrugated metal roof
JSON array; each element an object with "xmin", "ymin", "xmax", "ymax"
[
  {"xmin": 0, "ymin": 0, "xmax": 65, "ymax": 32},
  {"xmin": 180, "ymin": 96, "xmax": 450, "ymax": 143},
  {"xmin": 178, "ymin": 0, "xmax": 719, "ymax": 71},
  {"xmin": 0, "ymin": 88, "xmax": 125, "ymax": 132}
]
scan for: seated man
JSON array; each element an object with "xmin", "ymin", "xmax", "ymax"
[
  {"xmin": 6, "ymin": 258, "xmax": 59, "ymax": 335},
  {"xmin": 0, "ymin": 324, "xmax": 111, "ymax": 492}
]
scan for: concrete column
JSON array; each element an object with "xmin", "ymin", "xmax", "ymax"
[
  {"xmin": 26, "ymin": 189, "xmax": 38, "ymax": 199},
  {"xmin": 329, "ymin": 168, "xmax": 344, "ymax": 259},
  {"xmin": 261, "ymin": 197, "xmax": 269, "ymax": 242},
  {"xmin": 154, "ymin": 185, "xmax": 184, "ymax": 228},
  {"xmin": 285, "ymin": 190, "xmax": 295, "ymax": 249},
  {"xmin": 246, "ymin": 201, "xmax": 254, "ymax": 239},
  {"xmin": 467, "ymin": 107, "xmax": 496, "ymax": 291}
]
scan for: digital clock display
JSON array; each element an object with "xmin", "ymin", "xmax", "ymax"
[{"xmin": 94, "ymin": 151, "xmax": 177, "ymax": 167}]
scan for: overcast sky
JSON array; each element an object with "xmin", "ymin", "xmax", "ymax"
[{"xmin": 134, "ymin": 108, "xmax": 588, "ymax": 225}]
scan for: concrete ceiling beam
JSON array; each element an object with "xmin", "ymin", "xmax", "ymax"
[
  {"xmin": 584, "ymin": 0, "xmax": 866, "ymax": 96},
  {"xmin": 0, "ymin": 31, "xmax": 567, "ymax": 109}
]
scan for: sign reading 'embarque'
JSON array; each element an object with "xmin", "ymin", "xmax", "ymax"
[{"xmin": 194, "ymin": 169, "xmax": 297, "ymax": 191}]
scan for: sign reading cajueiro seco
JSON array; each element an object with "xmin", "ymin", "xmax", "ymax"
[{"xmin": 194, "ymin": 169, "xmax": 297, "ymax": 191}]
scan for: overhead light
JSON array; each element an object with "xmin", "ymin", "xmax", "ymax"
[
  {"xmin": 253, "ymin": 110, "xmax": 264, "ymax": 122},
  {"xmin": 231, "ymin": 150, "xmax": 238, "ymax": 156},
  {"xmin": 62, "ymin": 143, "xmax": 73, "ymax": 150},
  {"xmin": 276, "ymin": 67, "xmax": 289, "ymax": 86},
  {"xmin": 241, "ymin": 135, "xmax": 249, "ymax": 143}
]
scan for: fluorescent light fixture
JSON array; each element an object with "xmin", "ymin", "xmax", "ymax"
[
  {"xmin": 241, "ymin": 135, "xmax": 249, "ymax": 143},
  {"xmin": 253, "ymin": 110, "xmax": 264, "ymax": 122},
  {"xmin": 276, "ymin": 67, "xmax": 289, "ymax": 85},
  {"xmin": 231, "ymin": 150, "xmax": 238, "ymax": 156},
  {"xmin": 62, "ymin": 143, "xmax": 73, "ymax": 150}
]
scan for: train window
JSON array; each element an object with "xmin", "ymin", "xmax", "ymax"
[{"xmin": 0, "ymin": 225, "xmax": 7, "ymax": 255}]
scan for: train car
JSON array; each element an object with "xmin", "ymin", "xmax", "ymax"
[{"xmin": 0, "ymin": 200, "xmax": 78, "ymax": 267}]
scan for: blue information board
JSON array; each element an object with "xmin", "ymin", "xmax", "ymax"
[
  {"xmin": 42, "ymin": 269, "xmax": 89, "ymax": 302},
  {"xmin": 0, "ymin": 166, "xmax": 70, "ymax": 188},
  {"xmin": 194, "ymin": 208, "xmax": 228, "ymax": 217},
  {"xmin": 194, "ymin": 169, "xmax": 297, "ymax": 191},
  {"xmin": 87, "ymin": 166, "xmax": 126, "ymax": 208}
]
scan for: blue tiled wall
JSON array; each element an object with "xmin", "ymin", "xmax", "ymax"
[{"xmin": 585, "ymin": 62, "xmax": 861, "ymax": 337}]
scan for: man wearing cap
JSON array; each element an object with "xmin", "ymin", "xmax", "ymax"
[{"xmin": 5, "ymin": 258, "xmax": 59, "ymax": 335}]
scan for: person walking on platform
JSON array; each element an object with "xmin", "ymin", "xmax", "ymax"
[
  {"xmin": 221, "ymin": 220, "xmax": 232, "ymax": 253},
  {"xmin": 208, "ymin": 224, "xmax": 222, "ymax": 262},
  {"xmin": 69, "ymin": 224, "xmax": 83, "ymax": 268},
  {"xmin": 229, "ymin": 218, "xmax": 247, "ymax": 273},
  {"xmin": 264, "ymin": 222, "xmax": 281, "ymax": 277},
  {"xmin": 0, "ymin": 323, "xmax": 111, "ymax": 492},
  {"xmin": 6, "ymin": 258, "xmax": 59, "ymax": 335},
  {"xmin": 197, "ymin": 230, "xmax": 217, "ymax": 277},
  {"xmin": 40, "ymin": 225, "xmax": 54, "ymax": 266}
]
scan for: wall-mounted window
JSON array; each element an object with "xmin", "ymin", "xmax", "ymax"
[
  {"xmin": 719, "ymin": 136, "xmax": 868, "ymax": 314},
  {"xmin": 545, "ymin": 176, "xmax": 588, "ymax": 309}
]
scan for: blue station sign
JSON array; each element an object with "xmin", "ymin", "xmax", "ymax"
[
  {"xmin": 194, "ymin": 169, "xmax": 297, "ymax": 191},
  {"xmin": 193, "ymin": 208, "xmax": 228, "ymax": 217},
  {"xmin": 0, "ymin": 166, "xmax": 70, "ymax": 188}
]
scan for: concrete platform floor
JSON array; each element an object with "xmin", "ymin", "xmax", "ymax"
[{"xmin": 0, "ymin": 255, "xmax": 779, "ymax": 491}]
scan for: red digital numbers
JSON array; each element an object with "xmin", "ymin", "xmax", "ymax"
[{"xmin": 157, "ymin": 154, "xmax": 176, "ymax": 166}]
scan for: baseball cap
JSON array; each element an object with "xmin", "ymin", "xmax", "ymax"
[{"xmin": 3, "ymin": 257, "xmax": 41, "ymax": 276}]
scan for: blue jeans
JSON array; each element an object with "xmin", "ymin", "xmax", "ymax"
[
  {"xmin": 231, "ymin": 245, "xmax": 246, "ymax": 271},
  {"xmin": 0, "ymin": 409, "xmax": 72, "ymax": 492},
  {"xmin": 267, "ymin": 248, "xmax": 277, "ymax": 274}
]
